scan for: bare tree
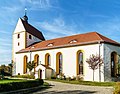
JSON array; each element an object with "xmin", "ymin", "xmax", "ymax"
[
  {"xmin": 27, "ymin": 61, "xmax": 35, "ymax": 72},
  {"xmin": 86, "ymin": 54, "xmax": 103, "ymax": 81}
]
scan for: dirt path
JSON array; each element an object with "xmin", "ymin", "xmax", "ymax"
[{"xmin": 31, "ymin": 80, "xmax": 114, "ymax": 94}]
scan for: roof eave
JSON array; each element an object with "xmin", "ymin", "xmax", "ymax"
[{"xmin": 16, "ymin": 41, "xmax": 102, "ymax": 54}]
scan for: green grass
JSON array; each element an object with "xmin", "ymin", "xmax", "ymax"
[
  {"xmin": 47, "ymin": 79, "xmax": 115, "ymax": 86},
  {"xmin": 0, "ymin": 79, "xmax": 26, "ymax": 84}
]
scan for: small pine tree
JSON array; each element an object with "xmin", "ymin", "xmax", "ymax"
[{"xmin": 86, "ymin": 54, "xmax": 103, "ymax": 81}]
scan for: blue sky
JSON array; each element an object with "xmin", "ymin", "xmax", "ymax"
[{"xmin": 0, "ymin": 0, "xmax": 120, "ymax": 65}]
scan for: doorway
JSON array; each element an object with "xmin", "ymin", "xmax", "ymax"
[{"xmin": 38, "ymin": 69, "xmax": 42, "ymax": 79}]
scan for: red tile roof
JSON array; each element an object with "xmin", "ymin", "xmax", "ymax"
[
  {"xmin": 21, "ymin": 18, "xmax": 45, "ymax": 41},
  {"xmin": 17, "ymin": 32, "xmax": 120, "ymax": 53}
]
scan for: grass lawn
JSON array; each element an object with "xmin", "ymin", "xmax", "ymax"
[
  {"xmin": 47, "ymin": 79, "xmax": 116, "ymax": 86},
  {"xmin": 0, "ymin": 79, "xmax": 26, "ymax": 84}
]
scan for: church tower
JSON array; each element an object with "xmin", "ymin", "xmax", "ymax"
[{"xmin": 12, "ymin": 11, "xmax": 45, "ymax": 75}]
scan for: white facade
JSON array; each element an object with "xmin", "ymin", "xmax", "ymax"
[{"xmin": 14, "ymin": 42, "xmax": 120, "ymax": 82}]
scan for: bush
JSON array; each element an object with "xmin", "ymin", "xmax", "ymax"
[
  {"xmin": 56, "ymin": 73, "xmax": 65, "ymax": 80},
  {"xmin": 14, "ymin": 74, "xmax": 35, "ymax": 79},
  {"xmin": 66, "ymin": 77, "xmax": 71, "ymax": 81},
  {"xmin": 71, "ymin": 76, "xmax": 76, "ymax": 80},
  {"xmin": 113, "ymin": 82, "xmax": 120, "ymax": 94},
  {"xmin": 0, "ymin": 79, "xmax": 44, "ymax": 92},
  {"xmin": 76, "ymin": 75, "xmax": 84, "ymax": 81},
  {"xmin": 51, "ymin": 74, "xmax": 56, "ymax": 79}
]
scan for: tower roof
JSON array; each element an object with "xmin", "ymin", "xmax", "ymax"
[
  {"xmin": 17, "ymin": 32, "xmax": 120, "ymax": 53},
  {"xmin": 22, "ymin": 7, "xmax": 28, "ymax": 22},
  {"xmin": 20, "ymin": 18, "xmax": 45, "ymax": 40}
]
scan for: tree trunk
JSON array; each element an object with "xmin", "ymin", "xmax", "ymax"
[{"xmin": 93, "ymin": 69, "xmax": 94, "ymax": 81}]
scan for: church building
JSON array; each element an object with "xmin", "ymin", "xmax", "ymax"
[{"xmin": 12, "ymin": 14, "xmax": 120, "ymax": 82}]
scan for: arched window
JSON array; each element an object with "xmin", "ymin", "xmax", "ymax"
[
  {"xmin": 23, "ymin": 55, "xmax": 28, "ymax": 74},
  {"xmin": 45, "ymin": 53, "xmax": 51, "ymax": 66},
  {"xmin": 77, "ymin": 50, "xmax": 84, "ymax": 75},
  {"xmin": 56, "ymin": 52, "xmax": 63, "ymax": 74},
  {"xmin": 34, "ymin": 54, "xmax": 39, "ymax": 68},
  {"xmin": 111, "ymin": 52, "xmax": 118, "ymax": 77}
]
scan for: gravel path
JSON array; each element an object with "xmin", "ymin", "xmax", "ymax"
[{"xmin": 32, "ymin": 80, "xmax": 114, "ymax": 94}]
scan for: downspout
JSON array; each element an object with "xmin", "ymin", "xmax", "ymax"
[{"xmin": 98, "ymin": 41, "xmax": 102, "ymax": 82}]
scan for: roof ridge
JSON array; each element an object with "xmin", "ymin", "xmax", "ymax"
[
  {"xmin": 95, "ymin": 32, "xmax": 119, "ymax": 43},
  {"xmin": 45, "ymin": 31, "xmax": 97, "ymax": 41},
  {"xmin": 94, "ymin": 32, "xmax": 105, "ymax": 41}
]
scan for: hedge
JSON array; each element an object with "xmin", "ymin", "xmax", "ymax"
[{"xmin": 0, "ymin": 79, "xmax": 43, "ymax": 92}]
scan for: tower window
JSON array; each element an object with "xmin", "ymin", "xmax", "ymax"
[
  {"xmin": 29, "ymin": 35, "xmax": 32, "ymax": 39},
  {"xmin": 17, "ymin": 34, "xmax": 20, "ymax": 39},
  {"xmin": 18, "ymin": 42, "xmax": 20, "ymax": 46}
]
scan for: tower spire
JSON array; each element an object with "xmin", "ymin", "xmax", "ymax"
[
  {"xmin": 22, "ymin": 7, "xmax": 28, "ymax": 22},
  {"xmin": 25, "ymin": 7, "xmax": 27, "ymax": 16}
]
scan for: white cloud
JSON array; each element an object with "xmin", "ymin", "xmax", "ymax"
[
  {"xmin": 0, "ymin": 5, "xmax": 21, "ymax": 25},
  {"xmin": 0, "ymin": 49, "xmax": 11, "ymax": 54},
  {"xmin": 1, "ymin": 6, "xmax": 20, "ymax": 12},
  {"xmin": 0, "ymin": 38, "xmax": 12, "ymax": 43},
  {"xmin": 0, "ymin": 30, "xmax": 11, "ymax": 34},
  {"xmin": 34, "ymin": 17, "xmax": 79, "ymax": 39},
  {"xmin": 1, "ymin": 43, "xmax": 12, "ymax": 47},
  {"xmin": 88, "ymin": 16, "xmax": 120, "ymax": 42},
  {"xmin": 20, "ymin": 0, "xmax": 58, "ymax": 11}
]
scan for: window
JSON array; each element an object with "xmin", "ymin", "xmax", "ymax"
[
  {"xmin": 47, "ymin": 43, "xmax": 53, "ymax": 47},
  {"xmin": 48, "ymin": 55, "xmax": 51, "ymax": 65},
  {"xmin": 77, "ymin": 50, "xmax": 84, "ymax": 75},
  {"xmin": 69, "ymin": 39, "xmax": 77, "ymax": 43},
  {"xmin": 56, "ymin": 52, "xmax": 63, "ymax": 74},
  {"xmin": 17, "ymin": 34, "xmax": 20, "ymax": 39},
  {"xmin": 111, "ymin": 52, "xmax": 118, "ymax": 77},
  {"xmin": 59, "ymin": 54, "xmax": 62, "ymax": 73},
  {"xmin": 23, "ymin": 55, "xmax": 28, "ymax": 74},
  {"xmin": 18, "ymin": 42, "xmax": 20, "ymax": 46},
  {"xmin": 34, "ymin": 54, "xmax": 39, "ymax": 68},
  {"xmin": 45, "ymin": 53, "xmax": 51, "ymax": 66},
  {"xmin": 29, "ymin": 35, "xmax": 32, "ymax": 39}
]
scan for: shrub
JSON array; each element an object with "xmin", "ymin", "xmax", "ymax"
[
  {"xmin": 56, "ymin": 73, "xmax": 65, "ymax": 80},
  {"xmin": 51, "ymin": 74, "xmax": 57, "ymax": 79},
  {"xmin": 66, "ymin": 76, "xmax": 71, "ymax": 81},
  {"xmin": 0, "ymin": 79, "xmax": 44, "ymax": 92},
  {"xmin": 14, "ymin": 74, "xmax": 35, "ymax": 79},
  {"xmin": 113, "ymin": 82, "xmax": 120, "ymax": 94},
  {"xmin": 76, "ymin": 75, "xmax": 84, "ymax": 81},
  {"xmin": 71, "ymin": 76, "xmax": 76, "ymax": 80}
]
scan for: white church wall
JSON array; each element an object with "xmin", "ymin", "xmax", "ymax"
[
  {"xmin": 12, "ymin": 18, "xmax": 26, "ymax": 75},
  {"xmin": 104, "ymin": 44, "xmax": 120, "ymax": 81},
  {"xmin": 14, "ymin": 18, "xmax": 26, "ymax": 33},
  {"xmin": 12, "ymin": 32, "xmax": 26, "ymax": 75},
  {"xmin": 16, "ymin": 42, "xmax": 120, "ymax": 82},
  {"xmin": 13, "ymin": 32, "xmax": 26, "ymax": 53},
  {"xmin": 16, "ymin": 43, "xmax": 105, "ymax": 81},
  {"xmin": 15, "ymin": 53, "xmax": 24, "ymax": 75}
]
